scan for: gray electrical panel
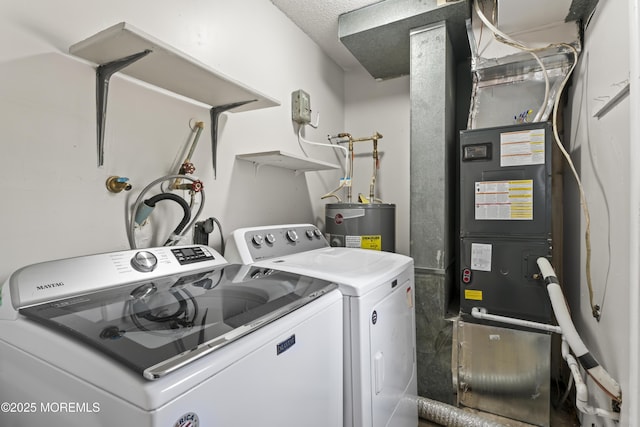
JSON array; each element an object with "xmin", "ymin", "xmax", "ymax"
[{"xmin": 459, "ymin": 122, "xmax": 553, "ymax": 324}]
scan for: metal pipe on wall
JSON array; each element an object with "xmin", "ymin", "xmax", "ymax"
[
  {"xmin": 409, "ymin": 21, "xmax": 456, "ymax": 273},
  {"xmin": 409, "ymin": 20, "xmax": 458, "ymax": 401}
]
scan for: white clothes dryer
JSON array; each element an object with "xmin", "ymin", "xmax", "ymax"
[
  {"xmin": 226, "ymin": 224, "xmax": 418, "ymax": 427},
  {"xmin": 0, "ymin": 245, "xmax": 343, "ymax": 427}
]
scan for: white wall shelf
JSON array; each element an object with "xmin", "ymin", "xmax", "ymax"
[
  {"xmin": 236, "ymin": 151, "xmax": 339, "ymax": 174},
  {"xmin": 69, "ymin": 21, "xmax": 280, "ymax": 169}
]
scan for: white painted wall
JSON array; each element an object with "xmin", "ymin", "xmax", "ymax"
[
  {"xmin": 565, "ymin": 0, "xmax": 632, "ymax": 424},
  {"xmin": 0, "ymin": 0, "xmax": 346, "ymax": 283},
  {"xmin": 627, "ymin": 0, "xmax": 640, "ymax": 423},
  {"xmin": 344, "ymin": 67, "xmax": 411, "ymax": 255}
]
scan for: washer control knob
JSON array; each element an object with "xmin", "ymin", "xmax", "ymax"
[
  {"xmin": 305, "ymin": 230, "xmax": 315, "ymax": 239},
  {"xmin": 252, "ymin": 234, "xmax": 264, "ymax": 246},
  {"xmin": 286, "ymin": 229, "xmax": 299, "ymax": 242},
  {"xmin": 265, "ymin": 233, "xmax": 276, "ymax": 244},
  {"xmin": 313, "ymin": 229, "xmax": 322, "ymax": 237},
  {"xmin": 131, "ymin": 251, "xmax": 158, "ymax": 272}
]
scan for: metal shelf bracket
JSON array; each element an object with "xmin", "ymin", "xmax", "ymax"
[
  {"xmin": 95, "ymin": 49, "xmax": 152, "ymax": 166},
  {"xmin": 210, "ymin": 100, "xmax": 255, "ymax": 179}
]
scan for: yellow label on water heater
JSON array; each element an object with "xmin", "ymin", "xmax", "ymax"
[
  {"xmin": 361, "ymin": 235, "xmax": 382, "ymax": 251},
  {"xmin": 464, "ymin": 289, "xmax": 483, "ymax": 301}
]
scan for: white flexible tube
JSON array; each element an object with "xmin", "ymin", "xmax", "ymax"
[
  {"xmin": 296, "ymin": 115, "xmax": 348, "ymax": 166},
  {"xmin": 548, "ymin": 43, "xmax": 600, "ymax": 319},
  {"xmin": 537, "ymin": 257, "xmax": 622, "ymax": 402},
  {"xmin": 297, "ymin": 124, "xmax": 350, "ymax": 201}
]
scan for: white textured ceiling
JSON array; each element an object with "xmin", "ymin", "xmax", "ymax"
[{"xmin": 270, "ymin": 0, "xmax": 383, "ymax": 71}]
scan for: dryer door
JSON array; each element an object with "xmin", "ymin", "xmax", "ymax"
[{"xmin": 368, "ymin": 276, "xmax": 417, "ymax": 427}]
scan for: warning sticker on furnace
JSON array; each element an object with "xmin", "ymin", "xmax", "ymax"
[
  {"xmin": 475, "ymin": 179, "xmax": 533, "ymax": 220},
  {"xmin": 470, "ymin": 242, "xmax": 492, "ymax": 271},
  {"xmin": 500, "ymin": 128, "xmax": 545, "ymax": 167},
  {"xmin": 464, "ymin": 289, "xmax": 483, "ymax": 301}
]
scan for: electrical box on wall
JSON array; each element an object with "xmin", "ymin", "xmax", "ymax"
[{"xmin": 291, "ymin": 89, "xmax": 311, "ymax": 124}]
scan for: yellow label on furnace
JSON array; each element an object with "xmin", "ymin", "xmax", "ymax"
[
  {"xmin": 464, "ymin": 289, "xmax": 483, "ymax": 301},
  {"xmin": 361, "ymin": 235, "xmax": 382, "ymax": 251}
]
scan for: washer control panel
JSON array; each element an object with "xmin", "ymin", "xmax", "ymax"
[
  {"xmin": 171, "ymin": 246, "xmax": 215, "ymax": 265},
  {"xmin": 4, "ymin": 245, "xmax": 226, "ymax": 312},
  {"xmin": 228, "ymin": 224, "xmax": 328, "ymax": 263}
]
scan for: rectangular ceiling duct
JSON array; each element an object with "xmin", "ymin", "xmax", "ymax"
[
  {"xmin": 338, "ymin": 0, "xmax": 470, "ymax": 80},
  {"xmin": 338, "ymin": 0, "xmax": 597, "ymax": 80}
]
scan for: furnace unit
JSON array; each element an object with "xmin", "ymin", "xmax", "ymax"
[
  {"xmin": 456, "ymin": 122, "xmax": 558, "ymax": 427},
  {"xmin": 459, "ymin": 122, "xmax": 554, "ymax": 324}
]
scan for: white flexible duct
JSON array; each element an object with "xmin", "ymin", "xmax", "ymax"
[
  {"xmin": 458, "ymin": 369, "xmax": 542, "ymax": 396},
  {"xmin": 536, "ymin": 257, "xmax": 622, "ymax": 402},
  {"xmin": 416, "ymin": 396, "xmax": 506, "ymax": 427}
]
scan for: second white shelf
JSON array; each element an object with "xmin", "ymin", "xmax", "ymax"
[{"xmin": 236, "ymin": 151, "xmax": 339, "ymax": 173}]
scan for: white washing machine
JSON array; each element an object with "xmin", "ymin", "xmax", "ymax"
[
  {"xmin": 225, "ymin": 224, "xmax": 418, "ymax": 427},
  {"xmin": 0, "ymin": 245, "xmax": 343, "ymax": 427}
]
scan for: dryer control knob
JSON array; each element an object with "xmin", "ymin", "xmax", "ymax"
[
  {"xmin": 286, "ymin": 230, "xmax": 299, "ymax": 242},
  {"xmin": 265, "ymin": 233, "xmax": 276, "ymax": 244},
  {"xmin": 305, "ymin": 230, "xmax": 315, "ymax": 239},
  {"xmin": 131, "ymin": 251, "xmax": 158, "ymax": 272}
]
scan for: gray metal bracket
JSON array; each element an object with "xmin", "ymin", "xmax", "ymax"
[
  {"xmin": 209, "ymin": 100, "xmax": 255, "ymax": 178},
  {"xmin": 95, "ymin": 49, "xmax": 152, "ymax": 166}
]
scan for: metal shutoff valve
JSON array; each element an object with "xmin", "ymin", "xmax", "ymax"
[{"xmin": 106, "ymin": 176, "xmax": 132, "ymax": 193}]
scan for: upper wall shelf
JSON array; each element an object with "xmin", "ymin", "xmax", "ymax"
[
  {"xmin": 69, "ymin": 22, "xmax": 280, "ymax": 168},
  {"xmin": 237, "ymin": 151, "xmax": 339, "ymax": 174}
]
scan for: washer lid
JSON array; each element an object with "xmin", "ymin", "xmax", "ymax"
[
  {"xmin": 19, "ymin": 264, "xmax": 336, "ymax": 379},
  {"xmin": 254, "ymin": 247, "xmax": 413, "ymax": 296}
]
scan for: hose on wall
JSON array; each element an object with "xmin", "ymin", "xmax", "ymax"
[
  {"xmin": 127, "ymin": 174, "xmax": 205, "ymax": 249},
  {"xmin": 137, "ymin": 193, "xmax": 191, "ymax": 246}
]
